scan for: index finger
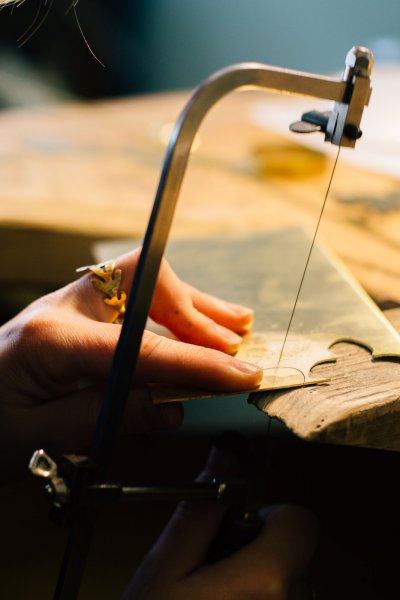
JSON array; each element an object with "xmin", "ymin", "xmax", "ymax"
[{"xmin": 73, "ymin": 251, "xmax": 254, "ymax": 346}]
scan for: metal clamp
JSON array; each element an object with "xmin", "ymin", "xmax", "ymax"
[{"xmin": 29, "ymin": 449, "xmax": 69, "ymax": 507}]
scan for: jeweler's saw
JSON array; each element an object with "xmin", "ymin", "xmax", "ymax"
[{"xmin": 30, "ymin": 47, "xmax": 379, "ymax": 600}]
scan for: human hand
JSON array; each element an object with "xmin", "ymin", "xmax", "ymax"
[
  {"xmin": 123, "ymin": 445, "xmax": 318, "ymax": 600},
  {"xmin": 0, "ymin": 249, "xmax": 262, "ymax": 480}
]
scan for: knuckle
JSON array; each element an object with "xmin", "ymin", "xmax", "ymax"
[
  {"xmin": 1, "ymin": 312, "xmax": 59, "ymax": 390},
  {"xmin": 14, "ymin": 308, "xmax": 71, "ymax": 366},
  {"xmin": 140, "ymin": 331, "xmax": 168, "ymax": 361},
  {"xmin": 16, "ymin": 312, "xmax": 54, "ymax": 351}
]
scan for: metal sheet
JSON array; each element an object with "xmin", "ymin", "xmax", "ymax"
[{"xmin": 150, "ymin": 228, "xmax": 400, "ymax": 404}]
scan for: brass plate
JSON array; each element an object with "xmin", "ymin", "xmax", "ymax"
[{"xmin": 146, "ymin": 228, "xmax": 400, "ymax": 404}]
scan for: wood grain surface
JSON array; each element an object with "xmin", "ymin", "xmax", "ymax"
[{"xmin": 255, "ymin": 307, "xmax": 400, "ymax": 451}]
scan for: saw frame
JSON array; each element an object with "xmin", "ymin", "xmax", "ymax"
[{"xmin": 28, "ymin": 47, "xmax": 376, "ymax": 600}]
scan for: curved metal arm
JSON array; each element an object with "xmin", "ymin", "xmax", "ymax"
[{"xmin": 90, "ymin": 47, "xmax": 373, "ymax": 469}]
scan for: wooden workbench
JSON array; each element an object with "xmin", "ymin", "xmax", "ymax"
[
  {"xmin": 256, "ymin": 307, "xmax": 400, "ymax": 452},
  {"xmin": 0, "ymin": 91, "xmax": 399, "ymax": 304}
]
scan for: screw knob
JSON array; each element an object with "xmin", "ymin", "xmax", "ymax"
[{"xmin": 29, "ymin": 449, "xmax": 69, "ymax": 505}]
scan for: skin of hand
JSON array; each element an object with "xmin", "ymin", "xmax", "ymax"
[
  {"xmin": 123, "ymin": 445, "xmax": 318, "ymax": 600},
  {"xmin": 0, "ymin": 248, "xmax": 262, "ymax": 481}
]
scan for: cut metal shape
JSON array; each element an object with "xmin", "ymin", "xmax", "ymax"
[{"xmin": 150, "ymin": 228, "xmax": 400, "ymax": 404}]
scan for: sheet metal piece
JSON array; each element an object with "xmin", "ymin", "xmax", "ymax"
[{"xmin": 150, "ymin": 228, "xmax": 400, "ymax": 404}]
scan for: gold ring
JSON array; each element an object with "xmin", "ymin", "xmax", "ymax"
[{"xmin": 76, "ymin": 261, "xmax": 126, "ymax": 324}]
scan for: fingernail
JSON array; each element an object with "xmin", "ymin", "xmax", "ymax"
[
  {"xmin": 232, "ymin": 360, "xmax": 263, "ymax": 379},
  {"xmin": 222, "ymin": 303, "xmax": 254, "ymax": 333},
  {"xmin": 214, "ymin": 323, "xmax": 242, "ymax": 347},
  {"xmin": 239, "ymin": 316, "xmax": 254, "ymax": 333},
  {"xmin": 234, "ymin": 360, "xmax": 261, "ymax": 374}
]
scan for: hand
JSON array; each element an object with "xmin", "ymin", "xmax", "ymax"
[
  {"xmin": 0, "ymin": 249, "xmax": 262, "ymax": 480},
  {"xmin": 123, "ymin": 446, "xmax": 318, "ymax": 600}
]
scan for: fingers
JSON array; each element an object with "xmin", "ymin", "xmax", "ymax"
[
  {"xmin": 159, "ymin": 444, "xmax": 242, "ymax": 575},
  {"xmin": 149, "ymin": 260, "xmax": 251, "ymax": 354},
  {"xmin": 72, "ymin": 250, "xmax": 254, "ymax": 354},
  {"xmin": 123, "ymin": 445, "xmax": 241, "ymax": 599},
  {"xmin": 137, "ymin": 331, "xmax": 262, "ymax": 390},
  {"xmin": 19, "ymin": 311, "xmax": 262, "ymax": 394},
  {"xmin": 255, "ymin": 505, "xmax": 318, "ymax": 579},
  {"xmin": 125, "ymin": 443, "xmax": 318, "ymax": 600},
  {"xmin": 176, "ymin": 504, "xmax": 318, "ymax": 600},
  {"xmin": 185, "ymin": 283, "xmax": 253, "ymax": 334},
  {"xmin": 202, "ymin": 505, "xmax": 317, "ymax": 598},
  {"xmin": 13, "ymin": 311, "xmax": 121, "ymax": 395}
]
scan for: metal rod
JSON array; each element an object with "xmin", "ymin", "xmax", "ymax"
[
  {"xmin": 87, "ymin": 481, "xmax": 247, "ymax": 504},
  {"xmin": 53, "ymin": 510, "xmax": 96, "ymax": 600}
]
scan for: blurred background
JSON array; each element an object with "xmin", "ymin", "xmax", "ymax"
[{"xmin": 0, "ymin": 0, "xmax": 400, "ymax": 106}]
